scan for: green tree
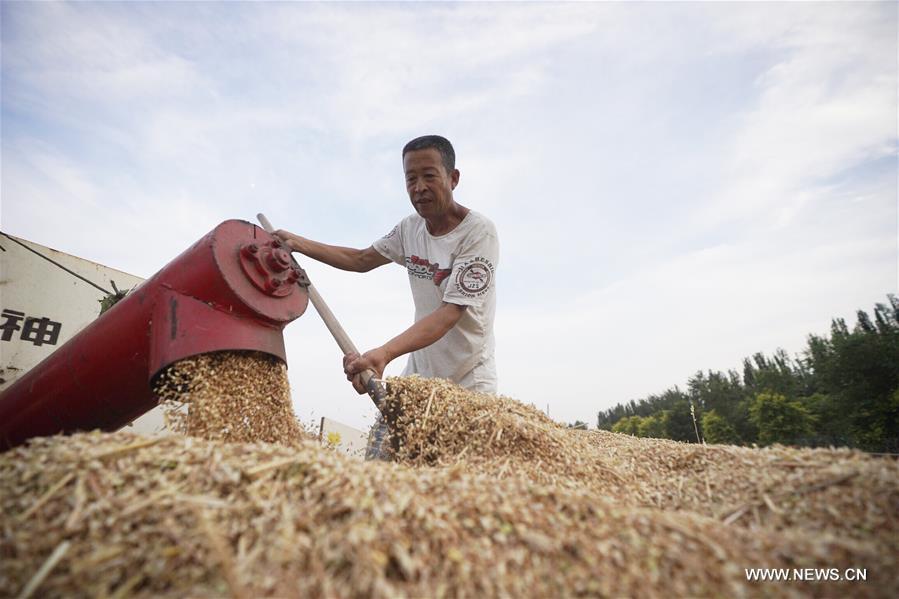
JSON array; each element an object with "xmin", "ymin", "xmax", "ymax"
[
  {"xmin": 744, "ymin": 350, "xmax": 807, "ymax": 398},
  {"xmin": 665, "ymin": 400, "xmax": 697, "ymax": 442},
  {"xmin": 701, "ymin": 409, "xmax": 740, "ymax": 444},
  {"xmin": 689, "ymin": 370, "xmax": 753, "ymax": 443},
  {"xmin": 637, "ymin": 412, "xmax": 669, "ymax": 439},
  {"xmin": 749, "ymin": 392, "xmax": 815, "ymax": 446},
  {"xmin": 798, "ymin": 393, "xmax": 850, "ymax": 447},
  {"xmin": 612, "ymin": 416, "xmax": 642, "ymax": 436},
  {"xmin": 804, "ymin": 298, "xmax": 899, "ymax": 451}
]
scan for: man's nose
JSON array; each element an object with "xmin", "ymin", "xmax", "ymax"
[{"xmin": 412, "ymin": 178, "xmax": 427, "ymax": 192}]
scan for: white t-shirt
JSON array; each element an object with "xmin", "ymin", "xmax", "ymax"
[{"xmin": 373, "ymin": 210, "xmax": 498, "ymax": 393}]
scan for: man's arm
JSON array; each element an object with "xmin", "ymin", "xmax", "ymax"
[
  {"xmin": 343, "ymin": 302, "xmax": 467, "ymax": 391},
  {"xmin": 273, "ymin": 230, "xmax": 390, "ymax": 273}
]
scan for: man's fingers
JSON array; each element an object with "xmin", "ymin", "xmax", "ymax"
[
  {"xmin": 343, "ymin": 353, "xmax": 360, "ymax": 374},
  {"xmin": 345, "ymin": 356, "xmax": 370, "ymax": 397},
  {"xmin": 343, "ymin": 349, "xmax": 385, "ymax": 395},
  {"xmin": 351, "ymin": 373, "xmax": 366, "ymax": 395}
]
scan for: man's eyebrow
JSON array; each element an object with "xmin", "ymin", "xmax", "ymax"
[{"xmin": 405, "ymin": 166, "xmax": 441, "ymax": 175}]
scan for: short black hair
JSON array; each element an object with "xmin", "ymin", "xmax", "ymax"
[{"xmin": 402, "ymin": 135, "xmax": 455, "ymax": 174}]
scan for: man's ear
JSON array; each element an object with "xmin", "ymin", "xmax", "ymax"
[{"xmin": 451, "ymin": 168, "xmax": 460, "ymax": 190}]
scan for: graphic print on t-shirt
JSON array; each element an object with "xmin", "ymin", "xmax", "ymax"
[
  {"xmin": 405, "ymin": 255, "xmax": 452, "ymax": 285},
  {"xmin": 454, "ymin": 257, "xmax": 494, "ymax": 297}
]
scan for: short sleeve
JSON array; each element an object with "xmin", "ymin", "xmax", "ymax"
[
  {"xmin": 372, "ymin": 221, "xmax": 405, "ymax": 266},
  {"xmin": 443, "ymin": 223, "xmax": 499, "ymax": 308}
]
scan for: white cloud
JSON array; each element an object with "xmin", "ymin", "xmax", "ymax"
[
  {"xmin": 227, "ymin": 2, "xmax": 602, "ymax": 144},
  {"xmin": 695, "ymin": 3, "xmax": 897, "ymax": 231}
]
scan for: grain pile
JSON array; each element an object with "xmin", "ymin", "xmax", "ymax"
[
  {"xmin": 579, "ymin": 430, "xmax": 899, "ymax": 543},
  {"xmin": 385, "ymin": 377, "xmax": 899, "ymax": 546},
  {"xmin": 383, "ymin": 377, "xmax": 640, "ymax": 495},
  {"xmin": 1, "ymin": 372, "xmax": 897, "ymax": 598},
  {"xmin": 153, "ymin": 351, "xmax": 306, "ymax": 446}
]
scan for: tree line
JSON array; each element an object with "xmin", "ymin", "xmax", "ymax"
[{"xmin": 596, "ymin": 295, "xmax": 899, "ymax": 452}]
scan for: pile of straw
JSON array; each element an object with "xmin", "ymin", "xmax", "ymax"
[
  {"xmin": 1, "ymin": 368, "xmax": 896, "ymax": 598},
  {"xmin": 386, "ymin": 377, "xmax": 898, "ymax": 545}
]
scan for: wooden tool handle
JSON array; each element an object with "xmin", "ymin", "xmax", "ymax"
[{"xmin": 256, "ymin": 213, "xmax": 387, "ymax": 409}]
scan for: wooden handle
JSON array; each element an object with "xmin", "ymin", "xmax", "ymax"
[
  {"xmin": 256, "ymin": 213, "xmax": 387, "ymax": 409},
  {"xmin": 256, "ymin": 213, "xmax": 359, "ymax": 354},
  {"xmin": 256, "ymin": 213, "xmax": 275, "ymax": 233}
]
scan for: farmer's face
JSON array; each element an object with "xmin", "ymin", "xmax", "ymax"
[{"xmin": 403, "ymin": 148, "xmax": 459, "ymax": 220}]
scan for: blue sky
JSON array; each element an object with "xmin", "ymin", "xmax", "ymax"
[{"xmin": 2, "ymin": 1, "xmax": 896, "ymax": 429}]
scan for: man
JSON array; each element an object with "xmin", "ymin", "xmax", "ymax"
[{"xmin": 274, "ymin": 135, "xmax": 498, "ymax": 455}]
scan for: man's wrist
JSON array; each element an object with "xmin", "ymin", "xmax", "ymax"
[
  {"xmin": 380, "ymin": 343, "xmax": 398, "ymax": 364},
  {"xmin": 287, "ymin": 235, "xmax": 306, "ymax": 253}
]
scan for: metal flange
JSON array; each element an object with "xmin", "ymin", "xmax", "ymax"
[{"xmin": 239, "ymin": 240, "xmax": 309, "ymax": 297}]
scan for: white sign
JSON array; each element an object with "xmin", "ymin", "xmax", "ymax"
[
  {"xmin": 0, "ymin": 233, "xmax": 145, "ymax": 391},
  {"xmin": 319, "ymin": 417, "xmax": 369, "ymax": 460}
]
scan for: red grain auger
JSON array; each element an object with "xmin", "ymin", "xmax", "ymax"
[{"xmin": 0, "ymin": 220, "xmax": 309, "ymax": 450}]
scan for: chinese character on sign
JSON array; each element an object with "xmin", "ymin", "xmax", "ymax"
[
  {"xmin": 21, "ymin": 317, "xmax": 62, "ymax": 346},
  {"xmin": 0, "ymin": 309, "xmax": 62, "ymax": 346},
  {"xmin": 0, "ymin": 309, "xmax": 25, "ymax": 341}
]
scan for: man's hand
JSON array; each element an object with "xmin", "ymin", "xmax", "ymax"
[
  {"xmin": 343, "ymin": 347, "xmax": 391, "ymax": 394},
  {"xmin": 272, "ymin": 229, "xmax": 302, "ymax": 252}
]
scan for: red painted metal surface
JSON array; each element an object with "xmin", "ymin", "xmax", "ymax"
[{"xmin": 0, "ymin": 220, "xmax": 308, "ymax": 450}]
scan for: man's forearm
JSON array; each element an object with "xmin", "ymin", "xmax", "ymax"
[
  {"xmin": 342, "ymin": 302, "xmax": 467, "ymax": 391},
  {"xmin": 294, "ymin": 237, "xmax": 366, "ymax": 272},
  {"xmin": 382, "ymin": 303, "xmax": 466, "ymax": 362},
  {"xmin": 274, "ymin": 231, "xmax": 385, "ymax": 272}
]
